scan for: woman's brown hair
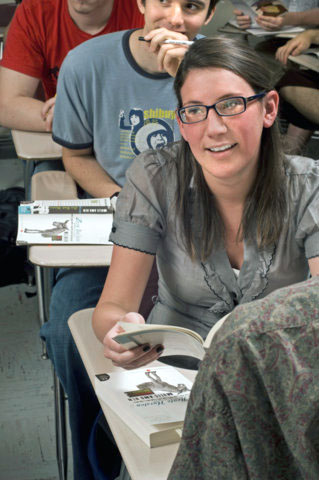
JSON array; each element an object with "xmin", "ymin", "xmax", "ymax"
[{"xmin": 174, "ymin": 36, "xmax": 287, "ymax": 261}]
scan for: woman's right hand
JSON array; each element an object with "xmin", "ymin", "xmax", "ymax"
[{"xmin": 102, "ymin": 312, "xmax": 164, "ymax": 370}]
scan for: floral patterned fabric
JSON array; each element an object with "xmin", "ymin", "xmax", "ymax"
[{"xmin": 168, "ymin": 277, "xmax": 319, "ymax": 480}]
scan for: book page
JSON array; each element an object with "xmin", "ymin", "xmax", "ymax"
[
  {"xmin": 303, "ymin": 48, "xmax": 319, "ymax": 58},
  {"xmin": 229, "ymin": 0, "xmax": 304, "ymax": 35},
  {"xmin": 246, "ymin": 25, "xmax": 304, "ymax": 36},
  {"xmin": 115, "ymin": 323, "xmax": 205, "ymax": 360},
  {"xmin": 230, "ymin": 0, "xmax": 258, "ymax": 27},
  {"xmin": 95, "ymin": 366, "xmax": 193, "ymax": 426},
  {"xmin": 203, "ymin": 312, "xmax": 231, "ymax": 350}
]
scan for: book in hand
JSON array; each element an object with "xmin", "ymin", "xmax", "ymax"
[
  {"xmin": 229, "ymin": 0, "xmax": 304, "ymax": 35},
  {"xmin": 94, "ymin": 365, "xmax": 193, "ymax": 448},
  {"xmin": 16, "ymin": 198, "xmax": 115, "ymax": 245},
  {"xmin": 114, "ymin": 314, "xmax": 230, "ymax": 361}
]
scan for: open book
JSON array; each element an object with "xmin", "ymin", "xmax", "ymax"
[
  {"xmin": 303, "ymin": 48, "xmax": 319, "ymax": 58},
  {"xmin": 114, "ymin": 313, "xmax": 231, "ymax": 361},
  {"xmin": 16, "ymin": 198, "xmax": 115, "ymax": 245},
  {"xmin": 95, "ymin": 365, "xmax": 194, "ymax": 448},
  {"xmin": 229, "ymin": 0, "xmax": 304, "ymax": 36}
]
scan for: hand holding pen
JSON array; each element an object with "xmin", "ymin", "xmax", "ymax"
[
  {"xmin": 140, "ymin": 28, "xmax": 193, "ymax": 77},
  {"xmin": 139, "ymin": 36, "xmax": 193, "ymax": 46}
]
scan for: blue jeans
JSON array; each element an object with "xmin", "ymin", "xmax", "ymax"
[
  {"xmin": 34, "ymin": 158, "xmax": 64, "ymax": 174},
  {"xmin": 41, "ymin": 266, "xmax": 109, "ymax": 480}
]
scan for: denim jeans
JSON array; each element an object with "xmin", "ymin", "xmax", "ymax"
[
  {"xmin": 33, "ymin": 158, "xmax": 64, "ymax": 174},
  {"xmin": 41, "ymin": 266, "xmax": 109, "ymax": 480}
]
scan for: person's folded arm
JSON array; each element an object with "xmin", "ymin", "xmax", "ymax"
[
  {"xmin": 62, "ymin": 146, "xmax": 121, "ymax": 198},
  {"xmin": 92, "ymin": 245, "xmax": 163, "ymax": 370},
  {"xmin": 0, "ymin": 66, "xmax": 48, "ymax": 131}
]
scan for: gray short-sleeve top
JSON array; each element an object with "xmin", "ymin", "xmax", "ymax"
[{"xmin": 110, "ymin": 142, "xmax": 319, "ymax": 340}]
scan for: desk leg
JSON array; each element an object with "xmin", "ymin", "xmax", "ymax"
[
  {"xmin": 54, "ymin": 369, "xmax": 68, "ymax": 480},
  {"xmin": 35, "ymin": 265, "xmax": 48, "ymax": 359},
  {"xmin": 23, "ymin": 159, "xmax": 34, "ymax": 200}
]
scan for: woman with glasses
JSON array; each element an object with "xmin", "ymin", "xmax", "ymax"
[{"xmin": 92, "ymin": 37, "xmax": 319, "ymax": 370}]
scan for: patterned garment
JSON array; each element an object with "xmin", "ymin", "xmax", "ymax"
[{"xmin": 168, "ymin": 277, "xmax": 319, "ymax": 480}]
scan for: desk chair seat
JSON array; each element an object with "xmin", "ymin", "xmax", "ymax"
[{"xmin": 31, "ymin": 170, "xmax": 78, "ymax": 200}]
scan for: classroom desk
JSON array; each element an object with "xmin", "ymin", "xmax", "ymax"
[
  {"xmin": 29, "ymin": 245, "xmax": 113, "ymax": 268},
  {"xmin": 11, "ymin": 129, "xmax": 62, "ymax": 199},
  {"xmin": 11, "ymin": 129, "xmax": 62, "ymax": 159},
  {"xmin": 68, "ymin": 308, "xmax": 197, "ymax": 480},
  {"xmin": 26, "ymin": 169, "xmax": 113, "ymax": 480}
]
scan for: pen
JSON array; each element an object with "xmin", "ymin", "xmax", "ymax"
[{"xmin": 138, "ymin": 36, "xmax": 194, "ymax": 46}]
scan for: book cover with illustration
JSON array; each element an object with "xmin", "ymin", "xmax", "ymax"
[
  {"xmin": 95, "ymin": 366, "xmax": 194, "ymax": 447},
  {"xmin": 16, "ymin": 198, "xmax": 114, "ymax": 245}
]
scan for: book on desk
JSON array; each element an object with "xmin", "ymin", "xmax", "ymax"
[
  {"xmin": 95, "ymin": 365, "xmax": 193, "ymax": 448},
  {"xmin": 16, "ymin": 198, "xmax": 115, "ymax": 245},
  {"xmin": 95, "ymin": 313, "xmax": 231, "ymax": 448}
]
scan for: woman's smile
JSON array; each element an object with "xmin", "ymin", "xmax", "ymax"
[{"xmin": 177, "ymin": 67, "xmax": 270, "ymax": 189}]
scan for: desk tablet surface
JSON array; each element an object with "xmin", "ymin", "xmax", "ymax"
[{"xmin": 12, "ymin": 130, "xmax": 62, "ymax": 159}]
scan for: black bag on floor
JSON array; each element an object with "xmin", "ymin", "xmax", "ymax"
[{"xmin": 0, "ymin": 187, "xmax": 34, "ymax": 287}]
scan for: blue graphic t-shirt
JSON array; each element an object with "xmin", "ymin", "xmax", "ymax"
[{"xmin": 53, "ymin": 29, "xmax": 180, "ymax": 187}]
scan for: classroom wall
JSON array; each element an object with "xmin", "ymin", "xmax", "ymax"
[{"xmin": 201, "ymin": 0, "xmax": 234, "ymax": 35}]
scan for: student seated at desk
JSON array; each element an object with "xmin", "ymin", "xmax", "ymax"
[
  {"xmin": 168, "ymin": 276, "xmax": 319, "ymax": 480},
  {"xmin": 92, "ymin": 37, "xmax": 319, "ymax": 372},
  {"xmin": 47, "ymin": 1, "xmax": 217, "ymax": 479},
  {"xmin": 0, "ymin": 0, "xmax": 144, "ymax": 132},
  {"xmin": 234, "ymin": 1, "xmax": 319, "ymax": 31},
  {"xmin": 276, "ymin": 29, "xmax": 319, "ymax": 155}
]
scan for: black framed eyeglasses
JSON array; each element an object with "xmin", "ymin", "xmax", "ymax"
[{"xmin": 177, "ymin": 92, "xmax": 267, "ymax": 124}]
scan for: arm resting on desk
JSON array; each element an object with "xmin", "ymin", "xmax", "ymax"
[
  {"xmin": 62, "ymin": 146, "xmax": 121, "ymax": 198},
  {"xmin": 92, "ymin": 245, "xmax": 161, "ymax": 369},
  {"xmin": 0, "ymin": 67, "xmax": 48, "ymax": 132},
  {"xmin": 276, "ymin": 29, "xmax": 319, "ymax": 65}
]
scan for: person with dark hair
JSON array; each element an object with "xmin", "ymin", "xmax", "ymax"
[
  {"xmin": 44, "ymin": 2, "xmax": 217, "ymax": 479},
  {"xmin": 93, "ymin": 36, "xmax": 319, "ymax": 372},
  {"xmin": 0, "ymin": 0, "xmax": 144, "ymax": 132}
]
